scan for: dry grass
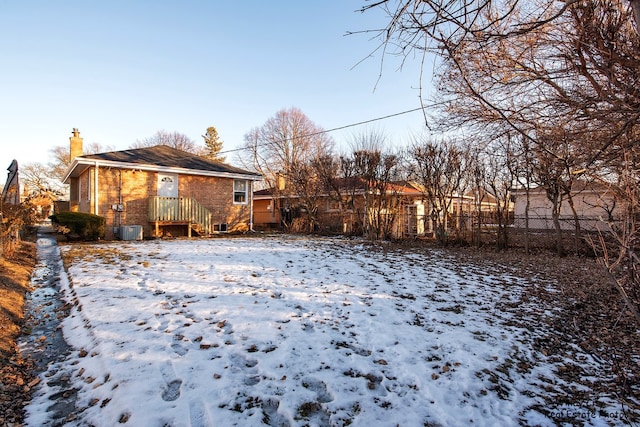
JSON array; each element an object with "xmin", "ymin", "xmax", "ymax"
[
  {"xmin": 0, "ymin": 240, "xmax": 37, "ymax": 425},
  {"xmin": 0, "ymin": 241, "xmax": 36, "ymax": 360}
]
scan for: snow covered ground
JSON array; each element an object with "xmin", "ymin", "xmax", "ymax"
[{"xmin": 24, "ymin": 236, "xmax": 625, "ymax": 426}]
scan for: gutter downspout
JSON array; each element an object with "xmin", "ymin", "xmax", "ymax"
[
  {"xmin": 249, "ymin": 180, "xmax": 255, "ymax": 232},
  {"xmin": 94, "ymin": 161, "xmax": 99, "ymax": 215},
  {"xmin": 118, "ymin": 170, "xmax": 123, "ymax": 234}
]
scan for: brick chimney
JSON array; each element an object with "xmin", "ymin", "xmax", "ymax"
[{"xmin": 69, "ymin": 128, "xmax": 83, "ymax": 161}]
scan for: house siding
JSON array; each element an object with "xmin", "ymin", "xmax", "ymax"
[
  {"xmin": 512, "ymin": 188, "xmax": 617, "ymax": 230},
  {"xmin": 253, "ymin": 199, "xmax": 278, "ymax": 228}
]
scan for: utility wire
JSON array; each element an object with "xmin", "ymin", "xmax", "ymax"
[{"xmin": 218, "ymin": 106, "xmax": 425, "ymax": 155}]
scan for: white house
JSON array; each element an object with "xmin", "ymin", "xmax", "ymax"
[{"xmin": 511, "ymin": 181, "xmax": 618, "ymax": 231}]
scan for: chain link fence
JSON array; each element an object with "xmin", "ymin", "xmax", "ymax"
[
  {"xmin": 417, "ymin": 213, "xmax": 617, "ymax": 253},
  {"xmin": 376, "ymin": 210, "xmax": 615, "ymax": 252}
]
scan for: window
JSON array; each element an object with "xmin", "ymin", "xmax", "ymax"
[
  {"xmin": 326, "ymin": 199, "xmax": 341, "ymax": 211},
  {"xmin": 234, "ymin": 180, "xmax": 248, "ymax": 204}
]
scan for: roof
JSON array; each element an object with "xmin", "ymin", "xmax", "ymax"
[
  {"xmin": 511, "ymin": 180, "xmax": 617, "ymax": 195},
  {"xmin": 253, "ymin": 179, "xmax": 422, "ymax": 200},
  {"xmin": 2, "ymin": 159, "xmax": 20, "ymax": 205},
  {"xmin": 63, "ymin": 145, "xmax": 262, "ymax": 183}
]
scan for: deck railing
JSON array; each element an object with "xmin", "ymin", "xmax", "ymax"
[{"xmin": 148, "ymin": 196, "xmax": 212, "ymax": 235}]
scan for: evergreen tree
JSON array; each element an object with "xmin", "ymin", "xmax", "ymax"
[{"xmin": 201, "ymin": 126, "xmax": 225, "ymax": 162}]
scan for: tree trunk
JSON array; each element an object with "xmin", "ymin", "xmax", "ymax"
[
  {"xmin": 551, "ymin": 203, "xmax": 565, "ymax": 256},
  {"xmin": 476, "ymin": 208, "xmax": 482, "ymax": 248},
  {"xmin": 524, "ymin": 190, "xmax": 530, "ymax": 254},
  {"xmin": 566, "ymin": 193, "xmax": 583, "ymax": 254},
  {"xmin": 497, "ymin": 224, "xmax": 508, "ymax": 250},
  {"xmin": 630, "ymin": 0, "xmax": 640, "ymax": 33},
  {"xmin": 495, "ymin": 206, "xmax": 508, "ymax": 251}
]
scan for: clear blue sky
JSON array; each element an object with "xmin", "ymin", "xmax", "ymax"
[{"xmin": 0, "ymin": 1, "xmax": 431, "ymax": 169}]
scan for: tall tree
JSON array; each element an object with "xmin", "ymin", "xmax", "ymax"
[
  {"xmin": 388, "ymin": 0, "xmax": 639, "ymax": 255},
  {"xmin": 239, "ymin": 107, "xmax": 335, "ymax": 192},
  {"xmin": 201, "ymin": 126, "xmax": 226, "ymax": 162},
  {"xmin": 238, "ymin": 107, "xmax": 334, "ymax": 230}
]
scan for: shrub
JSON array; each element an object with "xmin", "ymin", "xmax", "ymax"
[{"xmin": 49, "ymin": 212, "xmax": 105, "ymax": 241}]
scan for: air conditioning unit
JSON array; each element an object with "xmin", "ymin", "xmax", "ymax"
[{"xmin": 120, "ymin": 225, "xmax": 143, "ymax": 241}]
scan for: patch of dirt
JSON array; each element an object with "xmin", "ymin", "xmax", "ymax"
[{"xmin": 0, "ymin": 240, "xmax": 37, "ymax": 426}]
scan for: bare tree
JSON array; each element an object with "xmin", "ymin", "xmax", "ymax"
[
  {"xmin": 342, "ymin": 130, "xmax": 405, "ymax": 240},
  {"xmin": 314, "ymin": 153, "xmax": 367, "ymax": 235},
  {"xmin": 590, "ymin": 146, "xmax": 640, "ymax": 324},
  {"xmin": 363, "ymin": 0, "xmax": 640, "ymax": 174},
  {"xmin": 239, "ymin": 107, "xmax": 334, "ymax": 190},
  {"xmin": 484, "ymin": 136, "xmax": 518, "ymax": 250},
  {"xmin": 49, "ymin": 141, "xmax": 115, "ymax": 182},
  {"xmin": 467, "ymin": 144, "xmax": 487, "ymax": 247},
  {"xmin": 132, "ymin": 130, "xmax": 200, "ymax": 153},
  {"xmin": 509, "ymin": 135, "xmax": 536, "ymax": 253},
  {"xmin": 238, "ymin": 107, "xmax": 335, "ymax": 229},
  {"xmin": 409, "ymin": 136, "xmax": 468, "ymax": 245},
  {"xmin": 286, "ymin": 159, "xmax": 325, "ymax": 232}
]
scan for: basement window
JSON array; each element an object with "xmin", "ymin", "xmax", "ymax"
[{"xmin": 233, "ymin": 180, "xmax": 248, "ymax": 204}]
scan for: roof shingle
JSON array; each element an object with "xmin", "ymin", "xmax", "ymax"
[{"xmin": 79, "ymin": 145, "xmax": 259, "ymax": 176}]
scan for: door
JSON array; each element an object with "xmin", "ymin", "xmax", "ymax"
[{"xmin": 158, "ymin": 173, "xmax": 178, "ymax": 198}]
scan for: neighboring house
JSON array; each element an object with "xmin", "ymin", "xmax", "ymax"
[
  {"xmin": 254, "ymin": 179, "xmax": 423, "ymax": 238},
  {"xmin": 511, "ymin": 181, "xmax": 618, "ymax": 231},
  {"xmin": 62, "ymin": 129, "xmax": 262, "ymax": 240},
  {"xmin": 408, "ymin": 184, "xmax": 506, "ymax": 233},
  {"xmin": 253, "ymin": 179, "xmax": 503, "ymax": 239},
  {"xmin": 1, "ymin": 160, "xmax": 20, "ymax": 205}
]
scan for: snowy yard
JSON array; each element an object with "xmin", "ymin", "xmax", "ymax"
[{"xmin": 25, "ymin": 236, "xmax": 626, "ymax": 426}]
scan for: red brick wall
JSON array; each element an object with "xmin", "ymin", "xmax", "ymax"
[
  {"xmin": 178, "ymin": 174, "xmax": 251, "ymax": 233},
  {"xmin": 72, "ymin": 167, "xmax": 252, "ymax": 239},
  {"xmin": 95, "ymin": 169, "xmax": 155, "ymax": 239},
  {"xmin": 69, "ymin": 170, "xmax": 92, "ymax": 213}
]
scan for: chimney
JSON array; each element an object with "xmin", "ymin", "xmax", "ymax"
[
  {"xmin": 276, "ymin": 172, "xmax": 286, "ymax": 191},
  {"xmin": 69, "ymin": 128, "xmax": 83, "ymax": 162}
]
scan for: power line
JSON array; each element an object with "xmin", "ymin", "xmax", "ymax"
[{"xmin": 218, "ymin": 107, "xmax": 425, "ymax": 155}]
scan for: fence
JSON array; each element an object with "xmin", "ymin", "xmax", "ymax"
[
  {"xmin": 315, "ymin": 209, "xmax": 617, "ymax": 253},
  {"xmin": 425, "ymin": 213, "xmax": 618, "ymax": 253},
  {"xmin": 259, "ymin": 203, "xmax": 617, "ymax": 253}
]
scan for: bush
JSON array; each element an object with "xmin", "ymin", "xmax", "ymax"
[{"xmin": 49, "ymin": 212, "xmax": 105, "ymax": 241}]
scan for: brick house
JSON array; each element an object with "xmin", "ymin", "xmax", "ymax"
[
  {"xmin": 253, "ymin": 179, "xmax": 425, "ymax": 238},
  {"xmin": 62, "ymin": 129, "xmax": 262, "ymax": 240},
  {"xmin": 254, "ymin": 180, "xmax": 504, "ymax": 239}
]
